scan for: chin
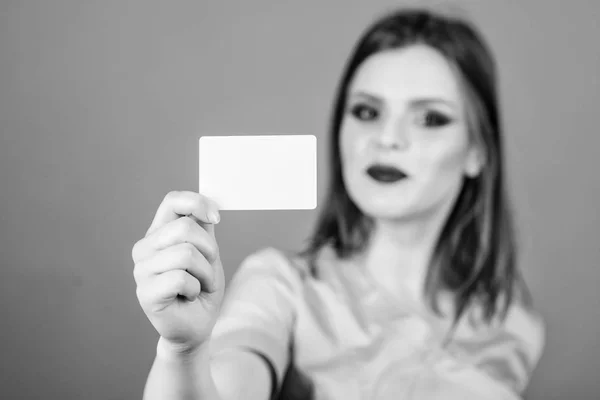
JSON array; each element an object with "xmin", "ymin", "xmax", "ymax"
[
  {"xmin": 352, "ymin": 195, "xmax": 418, "ymax": 222},
  {"xmin": 346, "ymin": 175, "xmax": 462, "ymax": 224}
]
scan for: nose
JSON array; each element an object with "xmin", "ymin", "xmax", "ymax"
[{"xmin": 376, "ymin": 117, "xmax": 410, "ymax": 151}]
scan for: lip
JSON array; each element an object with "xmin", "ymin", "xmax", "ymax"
[{"xmin": 365, "ymin": 163, "xmax": 409, "ymax": 183}]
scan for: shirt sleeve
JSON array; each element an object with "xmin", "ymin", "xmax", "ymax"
[
  {"xmin": 421, "ymin": 301, "xmax": 546, "ymax": 400},
  {"xmin": 209, "ymin": 247, "xmax": 302, "ymax": 397}
]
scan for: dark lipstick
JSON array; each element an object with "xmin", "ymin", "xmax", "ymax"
[{"xmin": 366, "ymin": 164, "xmax": 408, "ymax": 183}]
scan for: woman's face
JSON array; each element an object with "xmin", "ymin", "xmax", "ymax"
[{"xmin": 339, "ymin": 44, "xmax": 482, "ymax": 222}]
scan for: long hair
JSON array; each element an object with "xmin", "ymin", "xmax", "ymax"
[{"xmin": 298, "ymin": 7, "xmax": 531, "ymax": 327}]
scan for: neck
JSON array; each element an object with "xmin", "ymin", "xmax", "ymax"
[{"xmin": 358, "ymin": 202, "xmax": 455, "ymax": 302}]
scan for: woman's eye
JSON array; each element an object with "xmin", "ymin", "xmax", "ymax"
[
  {"xmin": 350, "ymin": 104, "xmax": 379, "ymax": 121},
  {"xmin": 417, "ymin": 110, "xmax": 452, "ymax": 128}
]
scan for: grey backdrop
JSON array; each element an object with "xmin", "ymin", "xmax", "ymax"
[{"xmin": 1, "ymin": 1, "xmax": 598, "ymax": 399}]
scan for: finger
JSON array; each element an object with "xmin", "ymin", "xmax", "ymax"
[
  {"xmin": 189, "ymin": 214, "xmax": 216, "ymax": 239},
  {"xmin": 132, "ymin": 216, "xmax": 219, "ymax": 264},
  {"xmin": 146, "ymin": 191, "xmax": 220, "ymax": 237},
  {"xmin": 139, "ymin": 270, "xmax": 201, "ymax": 308},
  {"xmin": 133, "ymin": 242, "xmax": 216, "ymax": 293}
]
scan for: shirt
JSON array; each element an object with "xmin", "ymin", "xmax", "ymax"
[{"xmin": 210, "ymin": 246, "xmax": 545, "ymax": 400}]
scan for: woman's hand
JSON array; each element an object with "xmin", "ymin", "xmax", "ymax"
[{"xmin": 132, "ymin": 190, "xmax": 225, "ymax": 354}]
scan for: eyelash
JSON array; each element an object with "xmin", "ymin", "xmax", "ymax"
[
  {"xmin": 415, "ymin": 110, "xmax": 453, "ymax": 128},
  {"xmin": 349, "ymin": 104, "xmax": 379, "ymax": 121},
  {"xmin": 348, "ymin": 103, "xmax": 453, "ymax": 128}
]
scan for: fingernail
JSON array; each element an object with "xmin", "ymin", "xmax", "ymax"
[{"xmin": 209, "ymin": 210, "xmax": 220, "ymax": 224}]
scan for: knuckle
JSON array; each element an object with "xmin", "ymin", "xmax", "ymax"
[
  {"xmin": 135, "ymin": 286, "xmax": 147, "ymax": 305},
  {"xmin": 131, "ymin": 239, "xmax": 143, "ymax": 262},
  {"xmin": 164, "ymin": 190, "xmax": 179, "ymax": 203},
  {"xmin": 208, "ymin": 243, "xmax": 219, "ymax": 263},
  {"xmin": 179, "ymin": 216, "xmax": 196, "ymax": 236},
  {"xmin": 173, "ymin": 270, "xmax": 188, "ymax": 289},
  {"xmin": 131, "ymin": 244, "xmax": 138, "ymax": 263},
  {"xmin": 179, "ymin": 242, "xmax": 196, "ymax": 263},
  {"xmin": 132, "ymin": 262, "xmax": 147, "ymax": 284}
]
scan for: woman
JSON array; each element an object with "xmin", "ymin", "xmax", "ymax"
[{"xmin": 132, "ymin": 7, "xmax": 545, "ymax": 400}]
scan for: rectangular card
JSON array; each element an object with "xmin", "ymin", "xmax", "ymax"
[{"xmin": 199, "ymin": 135, "xmax": 317, "ymax": 210}]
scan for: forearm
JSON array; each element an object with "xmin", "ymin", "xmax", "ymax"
[{"xmin": 143, "ymin": 338, "xmax": 221, "ymax": 400}]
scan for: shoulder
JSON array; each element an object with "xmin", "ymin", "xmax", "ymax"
[{"xmin": 500, "ymin": 300, "xmax": 546, "ymax": 369}]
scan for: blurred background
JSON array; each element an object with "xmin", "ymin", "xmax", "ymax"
[{"xmin": 1, "ymin": 1, "xmax": 598, "ymax": 399}]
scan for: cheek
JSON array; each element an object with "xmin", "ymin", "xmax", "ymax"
[
  {"xmin": 436, "ymin": 148, "xmax": 467, "ymax": 173},
  {"xmin": 419, "ymin": 126, "xmax": 470, "ymax": 174},
  {"xmin": 339, "ymin": 120, "xmax": 369, "ymax": 166},
  {"xmin": 419, "ymin": 144, "xmax": 469, "ymax": 190}
]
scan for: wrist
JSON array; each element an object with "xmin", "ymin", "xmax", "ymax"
[
  {"xmin": 154, "ymin": 337, "xmax": 219, "ymax": 396},
  {"xmin": 156, "ymin": 336, "xmax": 211, "ymax": 364}
]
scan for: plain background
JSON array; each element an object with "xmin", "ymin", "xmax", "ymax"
[{"xmin": 1, "ymin": 1, "xmax": 598, "ymax": 399}]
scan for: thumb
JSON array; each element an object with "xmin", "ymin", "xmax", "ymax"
[{"xmin": 189, "ymin": 214, "xmax": 217, "ymax": 238}]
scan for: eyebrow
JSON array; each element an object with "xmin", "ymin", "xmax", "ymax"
[{"xmin": 349, "ymin": 90, "xmax": 458, "ymax": 110}]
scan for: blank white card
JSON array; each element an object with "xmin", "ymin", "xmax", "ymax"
[{"xmin": 199, "ymin": 135, "xmax": 317, "ymax": 210}]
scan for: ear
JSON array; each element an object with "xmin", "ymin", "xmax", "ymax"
[{"xmin": 464, "ymin": 145, "xmax": 485, "ymax": 178}]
